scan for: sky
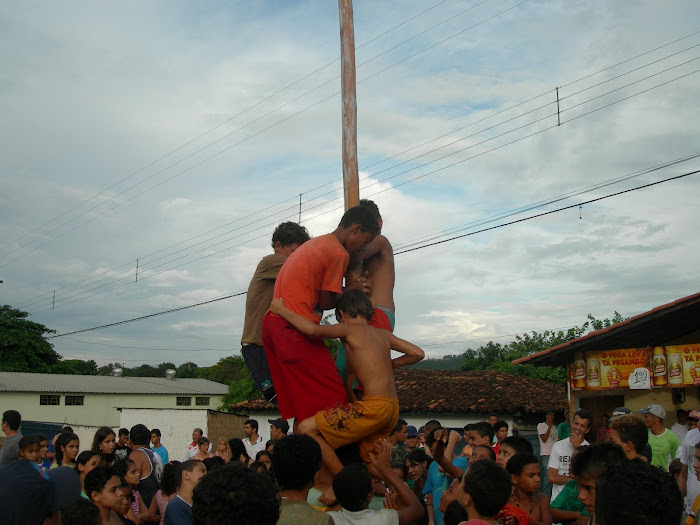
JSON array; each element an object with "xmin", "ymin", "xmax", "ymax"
[{"xmin": 1, "ymin": 0, "xmax": 699, "ymax": 371}]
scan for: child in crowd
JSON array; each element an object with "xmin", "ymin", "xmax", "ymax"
[
  {"xmin": 85, "ymin": 465, "xmax": 126, "ymax": 525},
  {"xmin": 17, "ymin": 434, "xmax": 41, "ymax": 463},
  {"xmin": 36, "ymin": 433, "xmax": 52, "ymax": 469},
  {"xmin": 471, "ymin": 445, "xmax": 497, "ymax": 463},
  {"xmin": 455, "ymin": 459, "xmax": 512, "ymax": 525},
  {"xmin": 493, "ymin": 421, "xmax": 509, "ymax": 456},
  {"xmin": 444, "ymin": 500, "xmax": 470, "ymax": 525},
  {"xmin": 500, "ymin": 453, "xmax": 552, "ymax": 525},
  {"xmin": 53, "ymin": 431, "xmax": 80, "ymax": 469},
  {"xmin": 202, "ymin": 456, "xmax": 225, "ymax": 473},
  {"xmin": 423, "ymin": 428, "xmax": 469, "ymax": 525},
  {"xmin": 550, "ymin": 447, "xmax": 589, "ymax": 525},
  {"xmin": 163, "ymin": 459, "xmax": 207, "ymax": 525},
  {"xmin": 151, "ymin": 461, "xmax": 180, "ymax": 525},
  {"xmin": 270, "ymin": 289, "xmax": 424, "ymax": 503},
  {"xmin": 61, "ymin": 498, "xmax": 102, "ymax": 525},
  {"xmin": 496, "ymin": 436, "xmax": 534, "ymax": 469},
  {"xmin": 467, "ymin": 422, "xmax": 495, "ymax": 449},
  {"xmin": 92, "ymin": 427, "xmax": 117, "ymax": 465},
  {"xmin": 405, "ymin": 448, "xmax": 429, "ymax": 495},
  {"xmin": 570, "ymin": 442, "xmax": 626, "ymax": 525},
  {"xmin": 75, "ymin": 450, "xmax": 101, "ymax": 499},
  {"xmin": 113, "ymin": 458, "xmax": 152, "ymax": 524},
  {"xmin": 117, "ymin": 478, "xmax": 137, "ymax": 525}
]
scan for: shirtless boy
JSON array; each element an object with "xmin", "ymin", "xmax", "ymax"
[{"xmin": 270, "ymin": 289, "xmax": 424, "ymax": 495}]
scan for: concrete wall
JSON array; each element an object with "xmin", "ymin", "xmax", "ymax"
[
  {"xmin": 207, "ymin": 411, "xmax": 248, "ymax": 446},
  {"xmin": 0, "ymin": 392, "xmax": 224, "ymax": 428}
]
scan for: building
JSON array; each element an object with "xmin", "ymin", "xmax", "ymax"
[
  {"xmin": 231, "ymin": 368, "xmax": 568, "ymax": 447},
  {"xmin": 513, "ymin": 292, "xmax": 700, "ymax": 437}
]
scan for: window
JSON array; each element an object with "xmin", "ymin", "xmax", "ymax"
[
  {"xmin": 177, "ymin": 396, "xmax": 192, "ymax": 406},
  {"xmin": 40, "ymin": 395, "xmax": 60, "ymax": 405},
  {"xmin": 195, "ymin": 396, "xmax": 210, "ymax": 406},
  {"xmin": 65, "ymin": 396, "xmax": 84, "ymax": 406}
]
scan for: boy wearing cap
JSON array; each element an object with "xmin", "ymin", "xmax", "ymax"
[
  {"xmin": 406, "ymin": 426, "xmax": 420, "ymax": 453},
  {"xmin": 640, "ymin": 404, "xmax": 680, "ymax": 471},
  {"xmin": 269, "ymin": 418, "xmax": 290, "ymax": 440}
]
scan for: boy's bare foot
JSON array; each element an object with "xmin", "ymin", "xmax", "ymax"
[{"xmin": 319, "ymin": 487, "xmax": 337, "ymax": 506}]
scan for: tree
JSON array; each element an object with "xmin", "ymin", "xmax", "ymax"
[
  {"xmin": 198, "ymin": 356, "xmax": 250, "ymax": 385},
  {"xmin": 51, "ymin": 359, "xmax": 98, "ymax": 375},
  {"xmin": 0, "ymin": 305, "xmax": 60, "ymax": 372},
  {"xmin": 219, "ymin": 365, "xmax": 261, "ymax": 410}
]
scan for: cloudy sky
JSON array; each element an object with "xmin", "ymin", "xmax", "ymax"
[{"xmin": 1, "ymin": 0, "xmax": 699, "ymax": 371}]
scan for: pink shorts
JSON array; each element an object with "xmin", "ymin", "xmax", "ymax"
[{"xmin": 262, "ymin": 312, "xmax": 347, "ymax": 421}]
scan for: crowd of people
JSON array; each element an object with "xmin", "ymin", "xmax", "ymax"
[{"xmin": 0, "ymin": 204, "xmax": 693, "ymax": 524}]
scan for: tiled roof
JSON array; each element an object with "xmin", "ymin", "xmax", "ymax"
[
  {"xmin": 513, "ymin": 291, "xmax": 700, "ymax": 367},
  {"xmin": 0, "ymin": 372, "xmax": 228, "ymax": 395},
  {"xmin": 230, "ymin": 369, "xmax": 566, "ymax": 414}
]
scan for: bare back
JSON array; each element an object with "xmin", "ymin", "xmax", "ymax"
[
  {"xmin": 361, "ymin": 235, "xmax": 395, "ymax": 309},
  {"xmin": 342, "ymin": 323, "xmax": 397, "ymax": 398}
]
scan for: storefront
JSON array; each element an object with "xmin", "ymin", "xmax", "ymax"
[{"xmin": 512, "ymin": 292, "xmax": 700, "ymax": 438}]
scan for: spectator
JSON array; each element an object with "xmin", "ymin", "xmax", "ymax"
[
  {"xmin": 470, "ymin": 444, "xmax": 496, "ymax": 463},
  {"xmin": 538, "ymin": 410, "xmax": 557, "ymax": 497},
  {"xmin": 243, "ymin": 419, "xmax": 265, "ymax": 458},
  {"xmin": 255, "ymin": 450, "xmax": 272, "ymax": 471},
  {"xmin": 17, "ymin": 434, "xmax": 41, "ymax": 463},
  {"xmin": 405, "ymin": 448, "xmax": 429, "ymax": 496},
  {"xmin": 183, "ymin": 428, "xmax": 203, "ymax": 462},
  {"xmin": 192, "ymin": 462, "xmax": 279, "ymax": 525},
  {"xmin": 272, "ymin": 434, "xmax": 333, "ymax": 524},
  {"xmin": 228, "ymin": 438, "xmax": 252, "ymax": 466},
  {"xmin": 388, "ymin": 418, "xmax": 408, "ymax": 465},
  {"xmin": 677, "ymin": 409, "xmax": 700, "ymax": 518},
  {"xmin": 0, "ymin": 409, "xmax": 22, "ymax": 467},
  {"xmin": 128, "ymin": 424, "xmax": 162, "ymax": 508},
  {"xmin": 548, "ymin": 408, "xmax": 591, "ymax": 502},
  {"xmin": 595, "ymin": 414, "xmax": 610, "ymax": 442},
  {"xmin": 673, "ymin": 409, "xmax": 690, "ymax": 443},
  {"xmin": 153, "ymin": 460, "xmax": 180, "ymax": 525},
  {"xmin": 455, "ymin": 459, "xmax": 512, "ymax": 524},
  {"xmin": 91, "ymin": 427, "xmax": 117, "ymax": 466},
  {"xmin": 467, "ymin": 422, "xmax": 494, "ymax": 448},
  {"xmin": 75, "ymin": 450, "xmax": 101, "ymax": 499},
  {"xmin": 596, "ymin": 455, "xmax": 683, "ymax": 525},
  {"xmin": 53, "ymin": 432, "xmax": 80, "ymax": 469},
  {"xmin": 423, "ymin": 428, "xmax": 468, "ymax": 525},
  {"xmin": 115, "ymin": 428, "xmax": 132, "ymax": 461},
  {"xmin": 269, "ymin": 417, "xmax": 290, "ymax": 440},
  {"xmin": 608, "ymin": 414, "xmax": 648, "ymax": 461},
  {"xmin": 151, "ymin": 429, "xmax": 169, "ymax": 466},
  {"xmin": 639, "ymin": 404, "xmax": 679, "ymax": 471},
  {"xmin": 85, "ymin": 465, "xmax": 125, "ymax": 525},
  {"xmin": 36, "ymin": 433, "xmax": 51, "ymax": 469},
  {"xmin": 214, "ymin": 437, "xmax": 232, "ymax": 463},
  {"xmin": 61, "ymin": 497, "xmax": 101, "ymax": 525},
  {"xmin": 202, "ymin": 456, "xmax": 225, "ymax": 473},
  {"xmin": 497, "ymin": 436, "xmax": 534, "ymax": 469},
  {"xmin": 405, "ymin": 426, "xmax": 420, "ymax": 453},
  {"xmin": 113, "ymin": 458, "xmax": 152, "ymax": 523},
  {"xmin": 492, "ymin": 421, "xmax": 508, "ymax": 456},
  {"xmin": 551, "ymin": 446, "xmax": 590, "ymax": 525},
  {"xmin": 421, "ymin": 420, "xmax": 442, "ymax": 454},
  {"xmin": 488, "ymin": 413, "xmax": 499, "ymax": 428},
  {"xmin": 500, "ymin": 452, "xmax": 552, "ymax": 525},
  {"xmin": 443, "ymin": 499, "xmax": 469, "ymax": 525},
  {"xmin": 192, "ymin": 437, "xmax": 212, "ymax": 461},
  {"xmin": 164, "ymin": 460, "xmax": 207, "ymax": 525},
  {"xmin": 558, "ymin": 409, "xmax": 571, "ymax": 440}
]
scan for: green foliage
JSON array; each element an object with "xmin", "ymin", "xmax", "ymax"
[
  {"xmin": 197, "ymin": 356, "xmax": 250, "ymax": 385},
  {"xmin": 322, "ymin": 313, "xmax": 340, "ymax": 359},
  {"xmin": 460, "ymin": 312, "xmax": 627, "ymax": 383},
  {"xmin": 219, "ymin": 366, "xmax": 261, "ymax": 410},
  {"xmin": 0, "ymin": 305, "xmax": 60, "ymax": 372},
  {"xmin": 51, "ymin": 359, "xmax": 98, "ymax": 375}
]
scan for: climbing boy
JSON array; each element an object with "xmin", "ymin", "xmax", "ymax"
[{"xmin": 270, "ymin": 288, "xmax": 424, "ymax": 499}]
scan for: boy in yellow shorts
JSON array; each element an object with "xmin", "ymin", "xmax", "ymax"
[{"xmin": 270, "ymin": 289, "xmax": 424, "ymax": 501}]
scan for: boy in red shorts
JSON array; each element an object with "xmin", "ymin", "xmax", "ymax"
[
  {"xmin": 261, "ymin": 206, "xmax": 380, "ymax": 425},
  {"xmin": 270, "ymin": 289, "xmax": 425, "ymax": 502}
]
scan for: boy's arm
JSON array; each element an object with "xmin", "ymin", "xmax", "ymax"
[
  {"xmin": 270, "ymin": 298, "xmax": 349, "ymax": 339},
  {"xmin": 389, "ymin": 333, "xmax": 425, "ymax": 368},
  {"xmin": 431, "ymin": 430, "xmax": 465, "ymax": 479}
]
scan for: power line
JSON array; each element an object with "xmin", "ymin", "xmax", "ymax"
[
  {"xmin": 62, "ymin": 336, "xmax": 236, "ymax": 352},
  {"xmin": 45, "ymin": 167, "xmax": 698, "ymax": 338},
  {"xmin": 14, "ymin": 33, "xmax": 699, "ymax": 309}
]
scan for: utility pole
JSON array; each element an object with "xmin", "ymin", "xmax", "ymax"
[{"xmin": 338, "ymin": 0, "xmax": 359, "ymax": 211}]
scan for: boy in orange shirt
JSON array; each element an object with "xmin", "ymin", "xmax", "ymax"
[{"xmin": 262, "ymin": 206, "xmax": 380, "ymax": 425}]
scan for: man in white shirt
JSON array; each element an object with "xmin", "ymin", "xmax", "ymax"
[
  {"xmin": 537, "ymin": 410, "xmax": 557, "ymax": 498},
  {"xmin": 677, "ymin": 409, "xmax": 700, "ymax": 516},
  {"xmin": 548, "ymin": 408, "xmax": 591, "ymax": 502},
  {"xmin": 183, "ymin": 428, "xmax": 203, "ymax": 461},
  {"xmin": 673, "ymin": 409, "xmax": 689, "ymax": 443},
  {"xmin": 243, "ymin": 419, "xmax": 266, "ymax": 459}
]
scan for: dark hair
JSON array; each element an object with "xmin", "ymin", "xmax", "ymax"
[
  {"xmin": 333, "ymin": 464, "xmax": 372, "ymax": 512},
  {"xmin": 193, "ymin": 428, "xmax": 203, "ymax": 436},
  {"xmin": 160, "ymin": 461, "xmax": 181, "ymax": 496},
  {"xmin": 118, "ymin": 428, "xmax": 129, "ymax": 437},
  {"xmin": 75, "ymin": 450, "xmax": 100, "ymax": 473},
  {"xmin": 271, "ymin": 222, "xmax": 310, "ymax": 249},
  {"xmin": 178, "ymin": 459, "xmax": 204, "ymax": 489},
  {"xmin": 202, "ymin": 456, "xmax": 225, "ymax": 473},
  {"xmin": 192, "ymin": 463, "xmax": 279, "ymax": 525},
  {"xmin": 338, "ymin": 206, "xmax": 380, "ymax": 235},
  {"xmin": 62, "ymin": 426, "xmax": 74, "ymax": 433},
  {"xmin": 405, "ymin": 448, "xmax": 429, "ymax": 465},
  {"xmin": 390, "ymin": 418, "xmax": 408, "ymax": 436},
  {"xmin": 265, "ymin": 439, "xmax": 274, "ymax": 449},
  {"xmin": 335, "ymin": 289, "xmax": 374, "ymax": 322},
  {"xmin": 85, "ymin": 465, "xmax": 116, "ymax": 501},
  {"xmin": 61, "ymin": 497, "xmax": 101, "ymax": 525},
  {"xmin": 571, "ymin": 442, "xmax": 626, "ymax": 481},
  {"xmin": 91, "ymin": 426, "xmax": 116, "ymax": 463},
  {"xmin": 112, "ymin": 458, "xmax": 136, "ymax": 480},
  {"xmin": 494, "ymin": 421, "xmax": 509, "ymax": 432},
  {"xmin": 500, "ymin": 436, "xmax": 534, "ymax": 456},
  {"xmin": 574, "ymin": 408, "xmax": 592, "ymax": 427},
  {"xmin": 471, "ymin": 422, "xmax": 495, "ymax": 442},
  {"xmin": 197, "ymin": 437, "xmax": 209, "ymax": 447},
  {"xmin": 19, "ymin": 434, "xmax": 40, "ymax": 450},
  {"xmin": 444, "ymin": 499, "xmax": 470, "ymax": 525},
  {"xmin": 228, "ymin": 438, "xmax": 250, "ymax": 461},
  {"xmin": 425, "ymin": 428, "xmax": 438, "ymax": 448},
  {"xmin": 151, "ymin": 428, "xmax": 161, "ymax": 437},
  {"xmin": 250, "ymin": 460, "xmax": 266, "ymax": 472},
  {"xmin": 55, "ymin": 432, "xmax": 80, "ymax": 465},
  {"xmin": 596, "ymin": 459, "xmax": 683, "ymax": 525},
  {"xmin": 2, "ymin": 410, "xmax": 21, "ymax": 431},
  {"xmin": 473, "ymin": 444, "xmax": 497, "ymax": 461},
  {"xmin": 464, "ymin": 423, "xmax": 473, "ymax": 432},
  {"xmin": 424, "ymin": 420, "xmax": 442, "ymax": 434},
  {"xmin": 463, "ymin": 459, "xmax": 512, "ymax": 517},
  {"xmin": 359, "ymin": 198, "xmax": 380, "ymax": 219},
  {"xmin": 35, "ymin": 433, "xmax": 48, "ymax": 443},
  {"xmin": 129, "ymin": 424, "xmax": 150, "ymax": 446},
  {"xmin": 609, "ymin": 415, "xmax": 648, "ymax": 454},
  {"xmin": 488, "ymin": 413, "xmax": 499, "ymax": 419},
  {"xmin": 244, "ymin": 419, "xmax": 259, "ymax": 432},
  {"xmin": 256, "ymin": 450, "xmax": 272, "ymax": 462},
  {"xmin": 677, "ymin": 408, "xmax": 687, "ymax": 416},
  {"xmin": 505, "ymin": 453, "xmax": 539, "ymax": 475},
  {"xmin": 272, "ymin": 435, "xmax": 322, "ymax": 491},
  {"xmin": 669, "ymin": 458, "xmax": 682, "ymax": 478}
]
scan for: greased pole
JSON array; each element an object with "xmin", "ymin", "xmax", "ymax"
[{"xmin": 338, "ymin": 0, "xmax": 359, "ymax": 210}]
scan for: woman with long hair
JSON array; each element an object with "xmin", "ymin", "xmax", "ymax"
[
  {"xmin": 52, "ymin": 431, "xmax": 80, "ymax": 469},
  {"xmin": 74, "ymin": 450, "xmax": 100, "ymax": 499},
  {"xmin": 214, "ymin": 436, "xmax": 232, "ymax": 463},
  {"xmin": 91, "ymin": 426, "xmax": 117, "ymax": 465},
  {"xmin": 227, "ymin": 438, "xmax": 253, "ymax": 465}
]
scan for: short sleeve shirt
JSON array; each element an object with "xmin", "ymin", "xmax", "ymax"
[
  {"xmin": 328, "ymin": 507, "xmax": 398, "ymax": 525},
  {"xmin": 548, "ymin": 437, "xmax": 589, "ymax": 502},
  {"xmin": 537, "ymin": 422, "xmax": 557, "ymax": 456},
  {"xmin": 241, "ymin": 253, "xmax": 287, "ymax": 346},
  {"xmin": 648, "ymin": 428, "xmax": 680, "ymax": 471},
  {"xmin": 681, "ymin": 428, "xmax": 700, "ymax": 514},
  {"xmin": 273, "ymin": 234, "xmax": 349, "ymax": 323}
]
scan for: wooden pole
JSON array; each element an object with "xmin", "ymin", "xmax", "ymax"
[{"xmin": 338, "ymin": 0, "xmax": 359, "ymax": 210}]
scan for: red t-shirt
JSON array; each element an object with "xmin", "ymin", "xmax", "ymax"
[{"xmin": 273, "ymin": 234, "xmax": 349, "ymax": 323}]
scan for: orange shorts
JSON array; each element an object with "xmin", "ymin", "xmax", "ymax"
[{"xmin": 314, "ymin": 396, "xmax": 399, "ymax": 462}]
